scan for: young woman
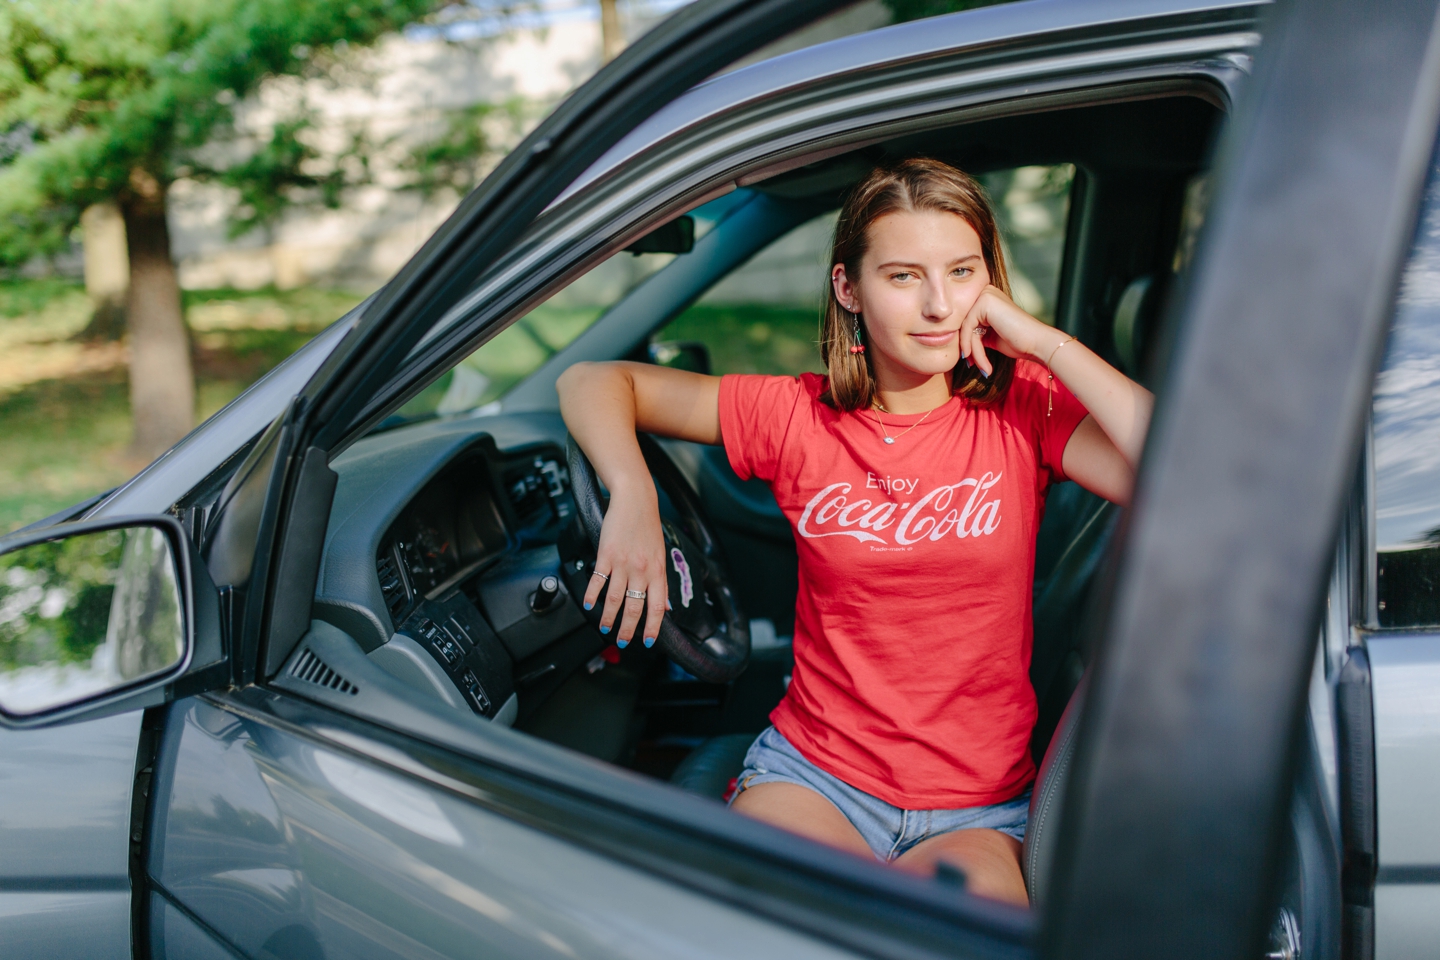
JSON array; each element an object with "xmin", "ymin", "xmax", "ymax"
[{"xmin": 557, "ymin": 159, "xmax": 1153, "ymax": 905}]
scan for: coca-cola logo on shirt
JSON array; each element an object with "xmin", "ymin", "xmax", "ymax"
[{"xmin": 797, "ymin": 471, "xmax": 1003, "ymax": 546}]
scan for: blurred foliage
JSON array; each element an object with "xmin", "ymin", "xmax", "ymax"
[
  {"xmin": 400, "ymin": 99, "xmax": 530, "ymax": 199},
  {"xmin": 0, "ymin": 371, "xmax": 135, "ymax": 533},
  {"xmin": 215, "ymin": 116, "xmax": 370, "ymax": 239},
  {"xmin": 0, "ymin": 0, "xmax": 448, "ymax": 265},
  {"xmin": 979, "ymin": 164, "xmax": 1074, "ymax": 323},
  {"xmin": 393, "ymin": 302, "xmax": 826, "ymax": 425},
  {"xmin": 881, "ymin": 0, "xmax": 1011, "ymax": 22},
  {"xmin": 0, "ymin": 528, "xmax": 123, "ymax": 671}
]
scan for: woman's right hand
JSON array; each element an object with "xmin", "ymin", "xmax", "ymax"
[
  {"xmin": 556, "ymin": 360, "xmax": 724, "ymax": 648},
  {"xmin": 583, "ymin": 482, "xmax": 668, "ymax": 648}
]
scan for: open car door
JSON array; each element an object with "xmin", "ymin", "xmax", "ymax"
[{"xmin": 1042, "ymin": 0, "xmax": 1440, "ymax": 959}]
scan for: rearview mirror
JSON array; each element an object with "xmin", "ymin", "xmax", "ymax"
[
  {"xmin": 625, "ymin": 216, "xmax": 695, "ymax": 255},
  {"xmin": 0, "ymin": 517, "xmax": 191, "ymax": 724}
]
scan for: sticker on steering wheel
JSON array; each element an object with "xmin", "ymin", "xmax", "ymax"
[{"xmin": 670, "ymin": 547, "xmax": 694, "ymax": 608}]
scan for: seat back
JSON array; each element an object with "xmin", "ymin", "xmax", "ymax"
[
  {"xmin": 1023, "ymin": 674, "xmax": 1086, "ymax": 907},
  {"xmin": 1030, "ymin": 486, "xmax": 1115, "ymax": 762}
]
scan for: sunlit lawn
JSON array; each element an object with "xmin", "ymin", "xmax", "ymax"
[{"xmin": 0, "ymin": 281, "xmax": 365, "ymax": 533}]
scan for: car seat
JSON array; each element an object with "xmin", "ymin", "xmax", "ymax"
[
  {"xmin": 1022, "ymin": 674, "xmax": 1086, "ymax": 905},
  {"xmin": 670, "ymin": 732, "xmax": 755, "ymax": 799}
]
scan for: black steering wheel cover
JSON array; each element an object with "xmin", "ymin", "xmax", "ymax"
[{"xmin": 566, "ymin": 434, "xmax": 750, "ymax": 683}]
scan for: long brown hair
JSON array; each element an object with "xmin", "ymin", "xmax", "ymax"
[{"xmin": 821, "ymin": 158, "xmax": 1015, "ymax": 411}]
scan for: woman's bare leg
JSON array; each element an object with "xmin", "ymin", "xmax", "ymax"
[
  {"xmin": 893, "ymin": 828, "xmax": 1028, "ymax": 906},
  {"xmin": 731, "ymin": 782, "xmax": 874, "ymax": 858}
]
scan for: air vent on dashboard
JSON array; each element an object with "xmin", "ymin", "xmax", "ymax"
[
  {"xmin": 290, "ymin": 648, "xmax": 357, "ymax": 695},
  {"xmin": 376, "ymin": 550, "xmax": 409, "ymax": 621}
]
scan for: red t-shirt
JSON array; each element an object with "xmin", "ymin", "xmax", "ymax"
[{"xmin": 719, "ymin": 363, "xmax": 1089, "ymax": 808}]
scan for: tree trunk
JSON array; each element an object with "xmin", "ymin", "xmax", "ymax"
[
  {"xmin": 120, "ymin": 169, "xmax": 194, "ymax": 462},
  {"xmin": 78, "ymin": 202, "xmax": 129, "ymax": 341},
  {"xmin": 599, "ymin": 0, "xmax": 624, "ymax": 62}
]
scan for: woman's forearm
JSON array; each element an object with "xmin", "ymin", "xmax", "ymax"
[
  {"xmin": 556, "ymin": 362, "xmax": 657, "ymax": 504},
  {"xmin": 1034, "ymin": 330, "xmax": 1154, "ymax": 469}
]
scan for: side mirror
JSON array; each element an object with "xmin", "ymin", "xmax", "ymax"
[
  {"xmin": 0, "ymin": 516, "xmax": 200, "ymax": 727},
  {"xmin": 648, "ymin": 340, "xmax": 712, "ymax": 375}
]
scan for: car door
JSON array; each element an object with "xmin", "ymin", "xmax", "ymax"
[
  {"xmin": 0, "ymin": 715, "xmax": 140, "ymax": 959},
  {"xmin": 144, "ymin": 692, "xmax": 894, "ymax": 960},
  {"xmin": 1356, "ymin": 139, "xmax": 1440, "ymax": 959},
  {"xmin": 1038, "ymin": 0, "xmax": 1440, "ymax": 958}
]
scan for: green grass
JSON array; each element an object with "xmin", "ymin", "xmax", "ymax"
[
  {"xmin": 0, "ymin": 371, "xmax": 134, "ymax": 531},
  {"xmin": 463, "ymin": 303, "xmax": 604, "ymax": 402},
  {"xmin": 656, "ymin": 302, "xmax": 826, "ymax": 376},
  {"xmin": 0, "ymin": 283, "xmax": 366, "ymax": 533},
  {"xmin": 0, "ymin": 278, "xmax": 88, "ymax": 318}
]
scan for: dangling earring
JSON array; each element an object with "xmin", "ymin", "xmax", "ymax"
[{"xmin": 849, "ymin": 311, "xmax": 865, "ymax": 355}]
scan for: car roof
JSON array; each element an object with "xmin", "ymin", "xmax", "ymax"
[{"xmin": 556, "ymin": 0, "xmax": 1266, "ymax": 205}]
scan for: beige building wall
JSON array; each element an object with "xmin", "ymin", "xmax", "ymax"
[{"xmin": 169, "ymin": 19, "xmax": 607, "ymax": 293}]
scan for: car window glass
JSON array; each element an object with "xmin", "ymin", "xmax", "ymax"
[
  {"xmin": 981, "ymin": 164, "xmax": 1074, "ymax": 325},
  {"xmin": 1373, "ymin": 146, "xmax": 1440, "ymax": 627},
  {"xmin": 651, "ymin": 210, "xmax": 835, "ymax": 377},
  {"xmin": 393, "ymin": 250, "xmax": 676, "ymax": 420},
  {"xmin": 651, "ymin": 164, "xmax": 1074, "ymax": 378},
  {"xmin": 390, "ymin": 193, "xmax": 748, "ymax": 423}
]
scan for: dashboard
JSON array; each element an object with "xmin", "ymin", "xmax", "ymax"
[
  {"xmin": 376, "ymin": 443, "xmax": 576, "ymax": 625},
  {"xmin": 315, "ymin": 416, "xmax": 592, "ymax": 725}
]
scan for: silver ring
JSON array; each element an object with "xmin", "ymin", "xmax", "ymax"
[
  {"xmin": 591, "ymin": 570, "xmax": 610, "ymax": 582},
  {"xmin": 624, "ymin": 589, "xmax": 647, "ymax": 600}
]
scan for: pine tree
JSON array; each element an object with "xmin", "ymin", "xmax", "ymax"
[{"xmin": 0, "ymin": 0, "xmax": 440, "ymax": 458}]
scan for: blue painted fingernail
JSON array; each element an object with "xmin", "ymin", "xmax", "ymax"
[
  {"xmin": 979, "ymin": 366, "xmax": 989, "ymax": 379},
  {"xmin": 617, "ymin": 638, "xmax": 628, "ymax": 648},
  {"xmin": 599, "ymin": 625, "xmax": 610, "ymax": 634},
  {"xmin": 583, "ymin": 601, "xmax": 593, "ymax": 610},
  {"xmin": 643, "ymin": 636, "xmax": 655, "ymax": 648}
]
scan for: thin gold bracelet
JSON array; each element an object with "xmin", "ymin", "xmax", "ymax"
[{"xmin": 1046, "ymin": 335, "xmax": 1078, "ymax": 369}]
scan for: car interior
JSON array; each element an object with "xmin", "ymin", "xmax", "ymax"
[{"xmin": 207, "ymin": 88, "xmax": 1338, "ymax": 946}]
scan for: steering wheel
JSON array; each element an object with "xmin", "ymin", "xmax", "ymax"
[{"xmin": 566, "ymin": 434, "xmax": 750, "ymax": 684}]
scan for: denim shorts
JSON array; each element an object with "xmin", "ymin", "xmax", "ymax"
[{"xmin": 730, "ymin": 726, "xmax": 1030, "ymax": 862}]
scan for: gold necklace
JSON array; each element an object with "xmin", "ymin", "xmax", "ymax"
[{"xmin": 869, "ymin": 399, "xmax": 940, "ymax": 445}]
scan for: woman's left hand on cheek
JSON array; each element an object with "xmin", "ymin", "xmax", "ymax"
[{"xmin": 960, "ymin": 285, "xmax": 1050, "ymax": 377}]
